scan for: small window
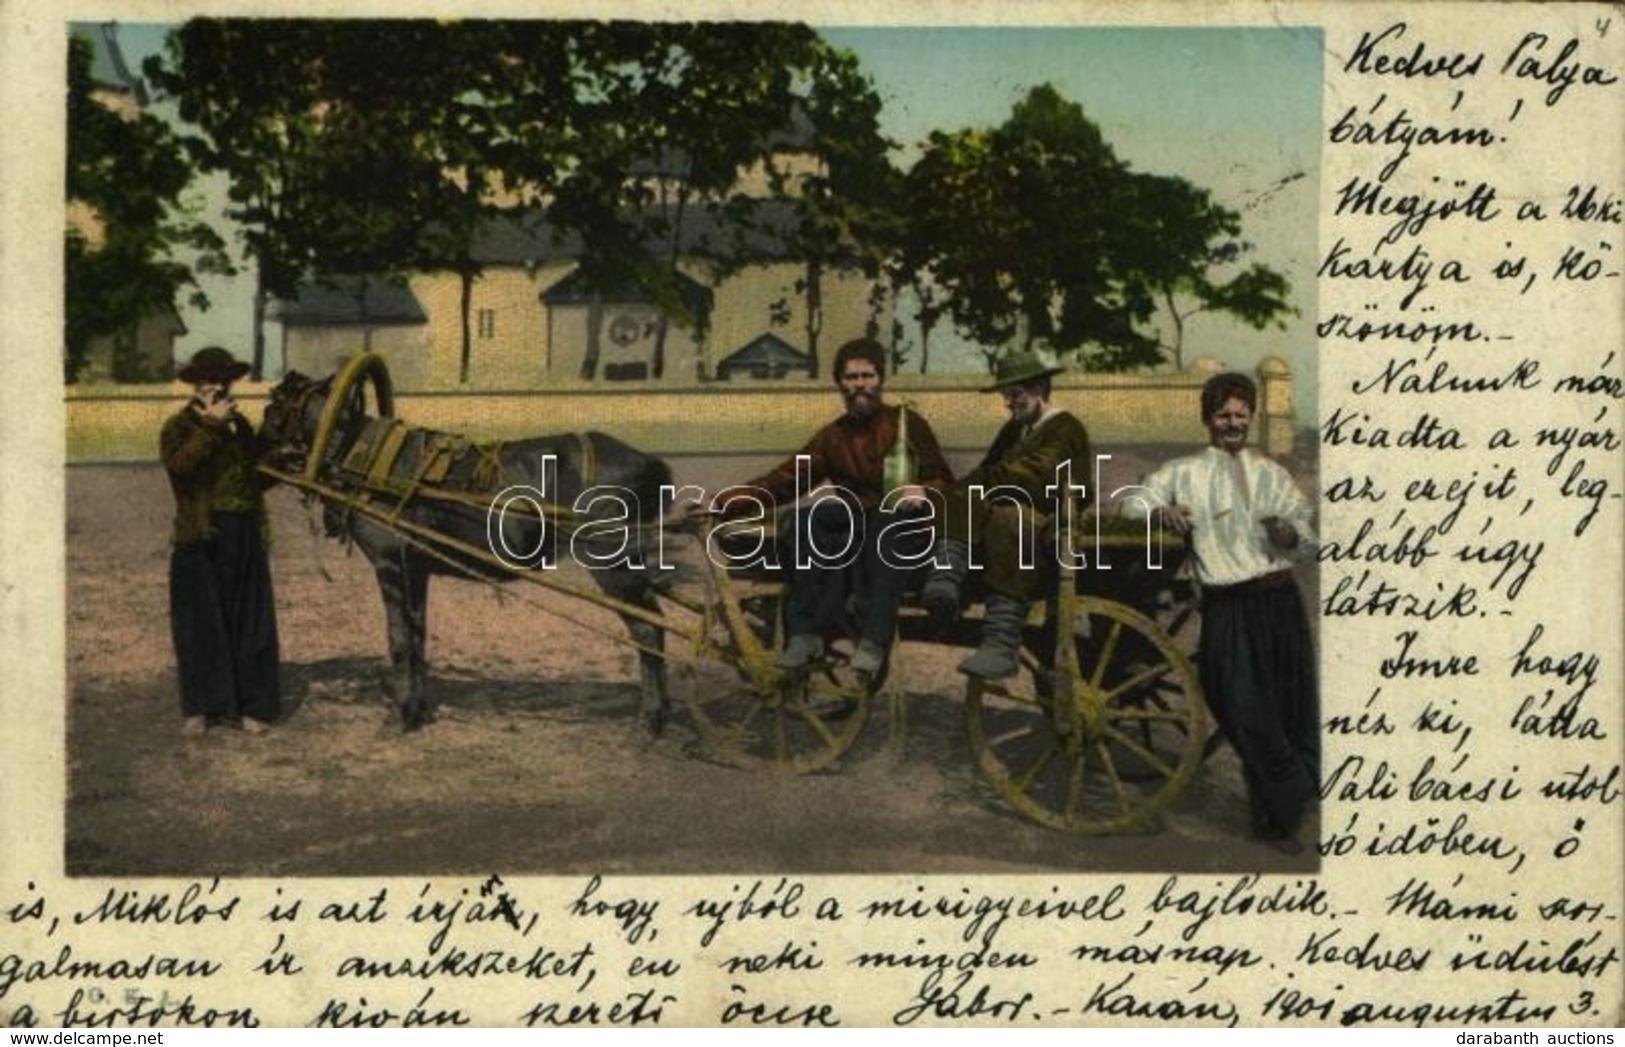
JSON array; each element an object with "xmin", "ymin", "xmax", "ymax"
[
  {"xmin": 604, "ymin": 361, "xmax": 649, "ymax": 382},
  {"xmin": 477, "ymin": 308, "xmax": 496, "ymax": 340}
]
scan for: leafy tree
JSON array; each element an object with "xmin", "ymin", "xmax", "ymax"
[
  {"xmin": 771, "ymin": 43, "xmax": 899, "ymax": 377},
  {"xmin": 144, "ymin": 21, "xmax": 334, "ymax": 378},
  {"xmin": 542, "ymin": 22, "xmax": 874, "ymax": 380},
  {"xmin": 65, "ymin": 32, "xmax": 226, "ymax": 382},
  {"xmin": 380, "ymin": 22, "xmax": 579, "ymax": 382},
  {"xmin": 150, "ymin": 20, "xmax": 837, "ymax": 383},
  {"xmin": 904, "ymin": 84, "xmax": 1292, "ymax": 372},
  {"xmin": 549, "ymin": 22, "xmax": 805, "ymax": 379},
  {"xmin": 1110, "ymin": 172, "xmax": 1294, "ymax": 370},
  {"xmin": 904, "ymin": 85, "xmax": 1137, "ymax": 368}
]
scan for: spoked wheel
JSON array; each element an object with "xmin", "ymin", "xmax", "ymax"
[
  {"xmin": 965, "ymin": 595, "xmax": 1205, "ymax": 833},
  {"xmin": 1149, "ymin": 578, "xmax": 1225, "ymax": 762},
  {"xmin": 680, "ymin": 583, "xmax": 873, "ymax": 773}
]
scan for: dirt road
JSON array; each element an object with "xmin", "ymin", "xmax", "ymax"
[{"xmin": 65, "ymin": 462, "xmax": 1315, "ymax": 877}]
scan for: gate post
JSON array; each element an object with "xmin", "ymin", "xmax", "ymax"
[{"xmin": 1255, "ymin": 356, "xmax": 1295, "ymax": 457}]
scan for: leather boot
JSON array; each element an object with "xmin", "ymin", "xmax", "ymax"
[
  {"xmin": 959, "ymin": 594, "xmax": 1027, "ymax": 679},
  {"xmin": 921, "ymin": 538, "xmax": 970, "ymax": 635},
  {"xmin": 778, "ymin": 633, "xmax": 825, "ymax": 671}
]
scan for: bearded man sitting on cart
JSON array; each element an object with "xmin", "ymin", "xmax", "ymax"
[
  {"xmin": 712, "ymin": 337, "xmax": 953, "ymax": 678},
  {"xmin": 921, "ymin": 351, "xmax": 1093, "ymax": 680}
]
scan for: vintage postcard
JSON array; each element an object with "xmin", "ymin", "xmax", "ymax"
[{"xmin": 2, "ymin": 0, "xmax": 1620, "ymax": 1029}]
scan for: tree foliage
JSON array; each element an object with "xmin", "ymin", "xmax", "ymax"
[
  {"xmin": 147, "ymin": 21, "xmax": 502, "ymax": 374},
  {"xmin": 142, "ymin": 27, "xmax": 1287, "ymax": 383},
  {"xmin": 903, "ymin": 84, "xmax": 1292, "ymax": 372},
  {"xmin": 772, "ymin": 44, "xmax": 899, "ymax": 376},
  {"xmin": 65, "ymin": 32, "xmax": 226, "ymax": 382},
  {"xmin": 146, "ymin": 20, "xmax": 893, "ymax": 382},
  {"xmin": 542, "ymin": 23, "xmax": 893, "ymax": 379}
]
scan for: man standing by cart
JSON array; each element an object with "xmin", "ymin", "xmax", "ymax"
[
  {"xmin": 161, "ymin": 346, "xmax": 282, "ymax": 736},
  {"xmin": 1130, "ymin": 371, "xmax": 1317, "ymax": 853},
  {"xmin": 920, "ymin": 351, "xmax": 1092, "ymax": 680},
  {"xmin": 715, "ymin": 337, "xmax": 953, "ymax": 677}
]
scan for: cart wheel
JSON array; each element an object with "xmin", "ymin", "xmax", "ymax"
[
  {"xmin": 306, "ymin": 352, "xmax": 394, "ymax": 483},
  {"xmin": 965, "ymin": 596, "xmax": 1205, "ymax": 833},
  {"xmin": 681, "ymin": 588, "xmax": 872, "ymax": 773}
]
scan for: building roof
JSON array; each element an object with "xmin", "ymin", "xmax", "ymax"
[
  {"xmin": 463, "ymin": 214, "xmax": 582, "ymax": 266},
  {"xmin": 78, "ymin": 23, "xmax": 148, "ymax": 104},
  {"xmin": 271, "ymin": 276, "xmax": 428, "ymax": 327},
  {"xmin": 716, "ymin": 332, "xmax": 811, "ymax": 377},
  {"xmin": 539, "ymin": 266, "xmax": 714, "ymax": 315},
  {"xmin": 625, "ymin": 105, "xmax": 817, "ymax": 178},
  {"xmin": 465, "ymin": 198, "xmax": 801, "ymax": 268}
]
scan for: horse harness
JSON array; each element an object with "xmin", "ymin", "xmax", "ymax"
[{"xmin": 322, "ymin": 416, "xmax": 604, "ymax": 535}]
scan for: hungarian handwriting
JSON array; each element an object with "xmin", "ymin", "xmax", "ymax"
[
  {"xmin": 1312, "ymin": 9, "xmax": 1620, "ymax": 1032},
  {"xmin": 5, "ymin": 873, "xmax": 1612, "ymax": 1027}
]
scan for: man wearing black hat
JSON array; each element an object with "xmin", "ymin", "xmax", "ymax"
[
  {"xmin": 161, "ymin": 346, "xmax": 281, "ymax": 736},
  {"xmin": 922, "ymin": 351, "xmax": 1091, "ymax": 679}
]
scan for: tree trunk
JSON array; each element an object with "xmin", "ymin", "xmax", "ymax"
[
  {"xmin": 357, "ymin": 276, "xmax": 374, "ymax": 355},
  {"xmin": 459, "ymin": 268, "xmax": 475, "ymax": 384},
  {"xmin": 251, "ymin": 270, "xmax": 268, "ymax": 381},
  {"xmin": 652, "ymin": 315, "xmax": 668, "ymax": 380},
  {"xmin": 805, "ymin": 258, "xmax": 824, "ymax": 378},
  {"xmin": 581, "ymin": 294, "xmax": 603, "ymax": 381},
  {"xmin": 653, "ymin": 188, "xmax": 688, "ymax": 383},
  {"xmin": 1163, "ymin": 287, "xmax": 1185, "ymax": 371}
]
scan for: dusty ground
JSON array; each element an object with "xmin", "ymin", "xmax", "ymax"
[{"xmin": 65, "ymin": 456, "xmax": 1318, "ymax": 878}]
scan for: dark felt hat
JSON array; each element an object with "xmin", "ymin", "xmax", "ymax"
[
  {"xmin": 178, "ymin": 346, "xmax": 250, "ymax": 384},
  {"xmin": 981, "ymin": 350, "xmax": 1067, "ymax": 392}
]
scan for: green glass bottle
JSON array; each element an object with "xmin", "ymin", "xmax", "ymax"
[{"xmin": 883, "ymin": 403, "xmax": 916, "ymax": 493}]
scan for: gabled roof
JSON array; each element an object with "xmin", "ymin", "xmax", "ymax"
[
  {"xmin": 80, "ymin": 23, "xmax": 148, "ymax": 104},
  {"xmin": 463, "ymin": 214, "xmax": 582, "ymax": 266},
  {"xmin": 539, "ymin": 266, "xmax": 713, "ymax": 316},
  {"xmin": 718, "ymin": 332, "xmax": 809, "ymax": 369},
  {"xmin": 625, "ymin": 105, "xmax": 817, "ymax": 178},
  {"xmin": 716, "ymin": 332, "xmax": 811, "ymax": 378},
  {"xmin": 271, "ymin": 276, "xmax": 427, "ymax": 327},
  {"xmin": 465, "ymin": 198, "xmax": 802, "ymax": 268}
]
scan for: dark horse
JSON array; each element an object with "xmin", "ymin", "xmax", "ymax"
[{"xmin": 259, "ymin": 363, "xmax": 674, "ymax": 733}]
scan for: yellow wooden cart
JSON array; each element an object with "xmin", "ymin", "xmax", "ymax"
[{"xmin": 264, "ymin": 353, "xmax": 1208, "ymax": 835}]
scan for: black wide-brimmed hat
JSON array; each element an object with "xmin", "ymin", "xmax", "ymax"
[
  {"xmin": 981, "ymin": 350, "xmax": 1067, "ymax": 392},
  {"xmin": 177, "ymin": 346, "xmax": 251, "ymax": 384}
]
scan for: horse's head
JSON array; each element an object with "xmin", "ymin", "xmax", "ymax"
[{"xmin": 259, "ymin": 370, "xmax": 331, "ymax": 468}]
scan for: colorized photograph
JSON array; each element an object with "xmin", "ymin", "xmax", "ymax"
[{"xmin": 63, "ymin": 19, "xmax": 1323, "ymax": 876}]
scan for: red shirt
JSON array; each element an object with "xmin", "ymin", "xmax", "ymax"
[{"xmin": 720, "ymin": 402, "xmax": 953, "ymax": 513}]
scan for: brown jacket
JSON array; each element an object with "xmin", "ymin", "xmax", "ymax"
[
  {"xmin": 722, "ymin": 402, "xmax": 953, "ymax": 513},
  {"xmin": 160, "ymin": 405, "xmax": 270, "ymax": 544}
]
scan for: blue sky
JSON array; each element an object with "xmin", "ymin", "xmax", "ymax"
[{"xmin": 102, "ymin": 22, "xmax": 1322, "ymax": 399}]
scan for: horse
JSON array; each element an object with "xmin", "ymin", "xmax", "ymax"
[{"xmin": 259, "ymin": 362, "xmax": 675, "ymax": 734}]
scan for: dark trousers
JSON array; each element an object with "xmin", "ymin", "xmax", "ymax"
[
  {"xmin": 781, "ymin": 501, "xmax": 933, "ymax": 647},
  {"xmin": 1198, "ymin": 582, "xmax": 1319, "ymax": 838},
  {"xmin": 952, "ymin": 501, "xmax": 1055, "ymax": 601},
  {"xmin": 169, "ymin": 512, "xmax": 281, "ymax": 723}
]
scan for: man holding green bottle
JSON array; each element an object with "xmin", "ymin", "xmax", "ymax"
[{"xmin": 715, "ymin": 337, "xmax": 953, "ymax": 677}]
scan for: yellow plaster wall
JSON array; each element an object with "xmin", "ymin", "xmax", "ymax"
[
  {"xmin": 705, "ymin": 264, "xmax": 884, "ymax": 374},
  {"xmin": 412, "ymin": 264, "xmax": 571, "ymax": 390},
  {"xmin": 283, "ymin": 325, "xmax": 431, "ymax": 390},
  {"xmin": 66, "ymin": 364, "xmax": 1295, "ymax": 464}
]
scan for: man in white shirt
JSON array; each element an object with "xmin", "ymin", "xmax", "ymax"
[{"xmin": 1135, "ymin": 372, "xmax": 1318, "ymax": 854}]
